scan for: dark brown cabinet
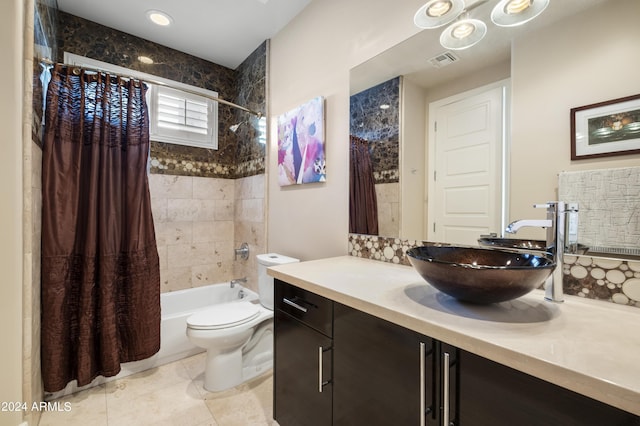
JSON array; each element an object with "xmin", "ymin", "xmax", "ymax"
[
  {"xmin": 274, "ymin": 280, "xmax": 640, "ymax": 425},
  {"xmin": 334, "ymin": 302, "xmax": 437, "ymax": 425},
  {"xmin": 454, "ymin": 348, "xmax": 640, "ymax": 426},
  {"xmin": 274, "ymin": 280, "xmax": 333, "ymax": 426}
]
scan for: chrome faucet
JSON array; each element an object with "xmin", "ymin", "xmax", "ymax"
[
  {"xmin": 505, "ymin": 202, "xmax": 567, "ymax": 303},
  {"xmin": 230, "ymin": 277, "xmax": 247, "ymax": 288}
]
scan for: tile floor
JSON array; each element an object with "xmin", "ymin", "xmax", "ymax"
[{"xmin": 38, "ymin": 353, "xmax": 278, "ymax": 426}]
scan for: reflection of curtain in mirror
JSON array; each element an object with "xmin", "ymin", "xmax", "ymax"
[
  {"xmin": 349, "ymin": 135, "xmax": 379, "ymax": 235},
  {"xmin": 41, "ymin": 64, "xmax": 161, "ymax": 392}
]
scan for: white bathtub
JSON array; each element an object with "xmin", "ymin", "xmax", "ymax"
[{"xmin": 45, "ymin": 283, "xmax": 256, "ymax": 400}]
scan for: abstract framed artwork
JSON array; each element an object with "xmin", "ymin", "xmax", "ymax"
[
  {"xmin": 571, "ymin": 93, "xmax": 640, "ymax": 160},
  {"xmin": 277, "ymin": 96, "xmax": 326, "ymax": 186}
]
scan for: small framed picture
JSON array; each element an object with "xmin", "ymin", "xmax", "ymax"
[{"xmin": 571, "ymin": 94, "xmax": 640, "ymax": 160}]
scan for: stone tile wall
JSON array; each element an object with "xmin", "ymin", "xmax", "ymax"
[
  {"xmin": 150, "ymin": 174, "xmax": 265, "ymax": 294},
  {"xmin": 349, "ymin": 77, "xmax": 400, "ymax": 184},
  {"xmin": 56, "ymin": 11, "xmax": 266, "ymax": 179}
]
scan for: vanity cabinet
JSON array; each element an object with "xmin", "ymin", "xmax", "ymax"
[
  {"xmin": 453, "ymin": 349, "xmax": 640, "ymax": 425},
  {"xmin": 274, "ymin": 280, "xmax": 639, "ymax": 425},
  {"xmin": 333, "ymin": 302, "xmax": 436, "ymax": 425},
  {"xmin": 274, "ymin": 280, "xmax": 333, "ymax": 426}
]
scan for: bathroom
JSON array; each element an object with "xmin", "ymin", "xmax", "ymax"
[{"xmin": 2, "ymin": 0, "xmax": 640, "ymax": 425}]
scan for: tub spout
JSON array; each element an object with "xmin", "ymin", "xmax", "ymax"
[{"xmin": 230, "ymin": 277, "xmax": 247, "ymax": 288}]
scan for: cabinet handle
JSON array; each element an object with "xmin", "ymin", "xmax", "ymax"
[
  {"xmin": 283, "ymin": 297, "xmax": 308, "ymax": 313},
  {"xmin": 318, "ymin": 346, "xmax": 331, "ymax": 392},
  {"xmin": 443, "ymin": 352, "xmax": 450, "ymax": 426},
  {"xmin": 420, "ymin": 342, "xmax": 426, "ymax": 426}
]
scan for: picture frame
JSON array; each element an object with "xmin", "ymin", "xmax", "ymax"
[
  {"xmin": 277, "ymin": 96, "xmax": 326, "ymax": 186},
  {"xmin": 571, "ymin": 94, "xmax": 640, "ymax": 160}
]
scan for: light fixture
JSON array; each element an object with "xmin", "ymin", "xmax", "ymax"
[
  {"xmin": 491, "ymin": 0, "xmax": 550, "ymax": 27},
  {"xmin": 414, "ymin": 0, "xmax": 549, "ymax": 51},
  {"xmin": 146, "ymin": 10, "xmax": 173, "ymax": 27},
  {"xmin": 414, "ymin": 0, "xmax": 465, "ymax": 29},
  {"xmin": 440, "ymin": 18, "xmax": 487, "ymax": 50}
]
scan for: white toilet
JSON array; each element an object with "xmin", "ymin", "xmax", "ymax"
[{"xmin": 186, "ymin": 253, "xmax": 299, "ymax": 392}]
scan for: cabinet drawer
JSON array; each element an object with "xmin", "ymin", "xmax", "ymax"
[{"xmin": 275, "ymin": 279, "xmax": 333, "ymax": 337}]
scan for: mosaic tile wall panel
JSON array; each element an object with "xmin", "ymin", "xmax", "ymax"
[
  {"xmin": 348, "ymin": 234, "xmax": 639, "ymax": 308},
  {"xmin": 56, "ymin": 11, "xmax": 266, "ymax": 179},
  {"xmin": 558, "ymin": 167, "xmax": 640, "ymax": 251},
  {"xmin": 350, "ymin": 77, "xmax": 400, "ymax": 184}
]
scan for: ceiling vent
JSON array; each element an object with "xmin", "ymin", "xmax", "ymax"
[{"xmin": 428, "ymin": 51, "xmax": 460, "ymax": 68}]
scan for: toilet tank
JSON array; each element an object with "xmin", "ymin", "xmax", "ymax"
[{"xmin": 256, "ymin": 253, "xmax": 299, "ymax": 310}]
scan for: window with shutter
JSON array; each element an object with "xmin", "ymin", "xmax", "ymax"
[
  {"xmin": 64, "ymin": 53, "xmax": 219, "ymax": 150},
  {"xmin": 149, "ymin": 85, "xmax": 218, "ymax": 149}
]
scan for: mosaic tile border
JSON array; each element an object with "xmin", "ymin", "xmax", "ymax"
[
  {"xmin": 150, "ymin": 156, "xmax": 233, "ymax": 178},
  {"xmin": 348, "ymin": 234, "xmax": 640, "ymax": 308},
  {"xmin": 374, "ymin": 169, "xmax": 399, "ymax": 184},
  {"xmin": 563, "ymin": 254, "xmax": 640, "ymax": 307}
]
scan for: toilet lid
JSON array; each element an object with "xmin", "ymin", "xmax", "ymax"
[{"xmin": 187, "ymin": 302, "xmax": 261, "ymax": 330}]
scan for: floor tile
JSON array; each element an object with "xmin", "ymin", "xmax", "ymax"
[
  {"xmin": 204, "ymin": 373, "xmax": 275, "ymax": 426},
  {"xmin": 38, "ymin": 384, "xmax": 107, "ymax": 426},
  {"xmin": 36, "ymin": 355, "xmax": 276, "ymax": 426}
]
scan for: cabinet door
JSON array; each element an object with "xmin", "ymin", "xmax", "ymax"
[
  {"xmin": 333, "ymin": 303, "xmax": 437, "ymax": 425},
  {"xmin": 455, "ymin": 350, "xmax": 640, "ymax": 426},
  {"xmin": 274, "ymin": 309, "xmax": 332, "ymax": 426}
]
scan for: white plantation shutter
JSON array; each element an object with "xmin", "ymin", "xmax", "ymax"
[{"xmin": 150, "ymin": 85, "xmax": 218, "ymax": 149}]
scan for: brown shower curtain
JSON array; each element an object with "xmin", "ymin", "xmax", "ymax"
[
  {"xmin": 41, "ymin": 64, "xmax": 161, "ymax": 392},
  {"xmin": 349, "ymin": 135, "xmax": 379, "ymax": 235}
]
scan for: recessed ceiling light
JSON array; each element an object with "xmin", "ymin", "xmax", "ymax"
[
  {"xmin": 137, "ymin": 56, "xmax": 154, "ymax": 64},
  {"xmin": 146, "ymin": 10, "xmax": 173, "ymax": 26},
  {"xmin": 380, "ymin": 104, "xmax": 391, "ymax": 110}
]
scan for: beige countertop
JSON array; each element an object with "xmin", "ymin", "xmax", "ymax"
[{"xmin": 268, "ymin": 255, "xmax": 640, "ymax": 416}]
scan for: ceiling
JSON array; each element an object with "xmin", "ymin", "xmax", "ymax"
[{"xmin": 56, "ymin": 0, "xmax": 312, "ymax": 69}]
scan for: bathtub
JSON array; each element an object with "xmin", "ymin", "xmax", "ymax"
[{"xmin": 45, "ymin": 283, "xmax": 256, "ymax": 400}]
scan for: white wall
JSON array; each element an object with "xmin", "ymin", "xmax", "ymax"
[
  {"xmin": 268, "ymin": 0, "xmax": 425, "ymax": 260},
  {"xmin": 510, "ymin": 0, "xmax": 640, "ymax": 237},
  {"xmin": 0, "ymin": 0, "xmax": 24, "ymax": 425},
  {"xmin": 401, "ymin": 78, "xmax": 426, "ymax": 239}
]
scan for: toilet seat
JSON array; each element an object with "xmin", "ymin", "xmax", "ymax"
[{"xmin": 187, "ymin": 302, "xmax": 261, "ymax": 330}]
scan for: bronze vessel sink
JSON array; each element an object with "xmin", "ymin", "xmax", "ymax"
[{"xmin": 407, "ymin": 245, "xmax": 555, "ymax": 304}]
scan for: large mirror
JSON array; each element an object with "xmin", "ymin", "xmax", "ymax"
[{"xmin": 349, "ymin": 0, "xmax": 632, "ymax": 245}]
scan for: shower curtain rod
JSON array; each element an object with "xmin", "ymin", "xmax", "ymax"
[{"xmin": 40, "ymin": 59, "xmax": 263, "ymax": 118}]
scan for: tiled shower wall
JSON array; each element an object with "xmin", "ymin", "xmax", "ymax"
[
  {"xmin": 50, "ymin": 9, "xmax": 267, "ymax": 290},
  {"xmin": 350, "ymin": 77, "xmax": 401, "ymax": 236},
  {"xmin": 150, "ymin": 174, "xmax": 265, "ymax": 295}
]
